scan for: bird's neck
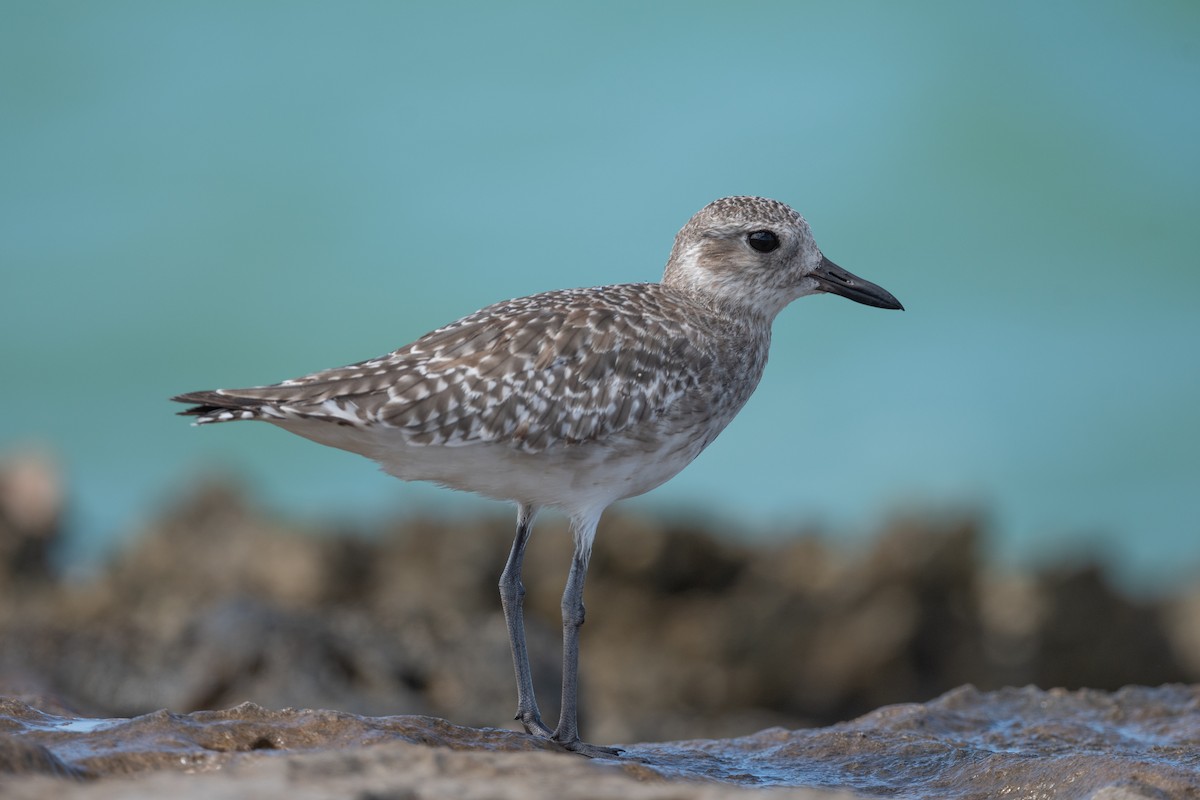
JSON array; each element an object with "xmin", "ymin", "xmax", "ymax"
[{"xmin": 660, "ymin": 276, "xmax": 781, "ymax": 331}]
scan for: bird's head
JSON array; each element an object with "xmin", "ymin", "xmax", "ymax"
[{"xmin": 663, "ymin": 196, "xmax": 903, "ymax": 320}]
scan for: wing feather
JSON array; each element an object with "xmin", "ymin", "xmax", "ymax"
[{"xmin": 175, "ymin": 284, "xmax": 729, "ymax": 452}]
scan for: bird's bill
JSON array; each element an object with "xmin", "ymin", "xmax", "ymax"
[{"xmin": 812, "ymin": 256, "xmax": 904, "ymax": 310}]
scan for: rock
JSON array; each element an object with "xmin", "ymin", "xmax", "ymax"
[
  {"xmin": 0, "ymin": 450, "xmax": 63, "ymax": 590},
  {"xmin": 1, "ymin": 482, "xmax": 1198, "ymax": 742},
  {"xmin": 1, "ymin": 686, "xmax": 1197, "ymax": 798},
  {"xmin": 2, "ymin": 478, "xmax": 1199, "ymax": 797}
]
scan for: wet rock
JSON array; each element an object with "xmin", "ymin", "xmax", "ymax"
[{"xmin": 0, "ymin": 735, "xmax": 83, "ymax": 779}]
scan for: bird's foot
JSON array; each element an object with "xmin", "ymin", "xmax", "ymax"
[
  {"xmin": 549, "ymin": 729, "xmax": 628, "ymax": 762},
  {"xmin": 552, "ymin": 734, "xmax": 624, "ymax": 759},
  {"xmin": 517, "ymin": 714, "xmax": 620, "ymax": 757},
  {"xmin": 516, "ymin": 710, "xmax": 554, "ymax": 739},
  {"xmin": 516, "ymin": 715, "xmax": 621, "ymax": 757}
]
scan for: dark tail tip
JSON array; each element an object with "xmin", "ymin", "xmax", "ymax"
[{"xmin": 171, "ymin": 390, "xmax": 257, "ymax": 421}]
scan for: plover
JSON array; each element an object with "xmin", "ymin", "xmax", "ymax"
[{"xmin": 173, "ymin": 196, "xmax": 903, "ymax": 756}]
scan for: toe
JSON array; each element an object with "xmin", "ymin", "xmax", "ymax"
[
  {"xmin": 517, "ymin": 712, "xmax": 554, "ymax": 739},
  {"xmin": 558, "ymin": 738, "xmax": 624, "ymax": 759}
]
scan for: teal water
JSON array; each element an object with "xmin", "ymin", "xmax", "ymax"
[{"xmin": 2, "ymin": 3, "xmax": 1197, "ymax": 591}]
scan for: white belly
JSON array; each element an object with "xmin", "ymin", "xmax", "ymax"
[{"xmin": 272, "ymin": 416, "xmax": 717, "ymax": 517}]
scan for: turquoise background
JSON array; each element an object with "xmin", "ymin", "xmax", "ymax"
[{"xmin": 2, "ymin": 3, "xmax": 1197, "ymax": 591}]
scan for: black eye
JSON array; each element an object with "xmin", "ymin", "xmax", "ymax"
[{"xmin": 747, "ymin": 230, "xmax": 779, "ymax": 253}]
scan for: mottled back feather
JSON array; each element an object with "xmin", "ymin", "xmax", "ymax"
[{"xmin": 174, "ymin": 283, "xmax": 761, "ymax": 454}]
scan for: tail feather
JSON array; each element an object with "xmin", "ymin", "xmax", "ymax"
[{"xmin": 171, "ymin": 390, "xmax": 267, "ymax": 423}]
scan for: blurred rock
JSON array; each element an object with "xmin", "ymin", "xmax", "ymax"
[
  {"xmin": 0, "ymin": 450, "xmax": 63, "ymax": 589},
  {"xmin": 1032, "ymin": 564, "xmax": 1184, "ymax": 690}
]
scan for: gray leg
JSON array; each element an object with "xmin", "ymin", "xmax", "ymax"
[
  {"xmin": 499, "ymin": 504, "xmax": 552, "ymax": 738},
  {"xmin": 552, "ymin": 512, "xmax": 621, "ymax": 757}
]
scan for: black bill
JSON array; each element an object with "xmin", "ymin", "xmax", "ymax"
[{"xmin": 812, "ymin": 256, "xmax": 904, "ymax": 310}]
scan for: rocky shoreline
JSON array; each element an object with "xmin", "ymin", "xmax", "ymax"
[
  {"xmin": 3, "ymin": 686, "xmax": 1199, "ymax": 798},
  {"xmin": 2, "ymin": 472, "xmax": 1199, "ymax": 796}
]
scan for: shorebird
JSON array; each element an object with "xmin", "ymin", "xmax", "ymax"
[{"xmin": 173, "ymin": 196, "xmax": 902, "ymax": 756}]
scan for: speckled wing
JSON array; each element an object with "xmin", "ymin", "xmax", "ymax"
[{"xmin": 175, "ymin": 285, "xmax": 717, "ymax": 454}]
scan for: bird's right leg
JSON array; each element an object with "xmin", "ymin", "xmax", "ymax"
[{"xmin": 499, "ymin": 503, "xmax": 553, "ymax": 738}]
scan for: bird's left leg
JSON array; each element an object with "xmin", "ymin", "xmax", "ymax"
[{"xmin": 552, "ymin": 510, "xmax": 622, "ymax": 758}]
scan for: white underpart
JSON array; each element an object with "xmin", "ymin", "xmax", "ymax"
[{"xmin": 271, "ymin": 404, "xmax": 728, "ymax": 520}]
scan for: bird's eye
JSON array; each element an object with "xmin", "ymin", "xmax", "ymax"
[{"xmin": 747, "ymin": 230, "xmax": 780, "ymax": 253}]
